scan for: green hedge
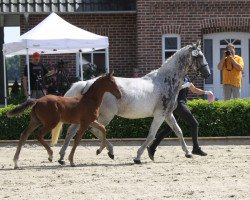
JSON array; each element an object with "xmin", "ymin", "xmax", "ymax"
[{"xmin": 0, "ymin": 98, "xmax": 249, "ymax": 140}]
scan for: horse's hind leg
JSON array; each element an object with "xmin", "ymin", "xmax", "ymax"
[
  {"xmin": 165, "ymin": 114, "xmax": 192, "ymax": 158},
  {"xmin": 68, "ymin": 125, "xmax": 88, "ymax": 167},
  {"xmin": 36, "ymin": 124, "xmax": 56, "ymax": 162},
  {"xmin": 13, "ymin": 114, "xmax": 41, "ymax": 169},
  {"xmin": 58, "ymin": 124, "xmax": 79, "ymax": 165},
  {"xmin": 90, "ymin": 121, "xmax": 107, "ymax": 155},
  {"xmin": 134, "ymin": 116, "xmax": 164, "ymax": 164}
]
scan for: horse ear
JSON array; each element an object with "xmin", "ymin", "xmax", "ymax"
[
  {"xmin": 196, "ymin": 40, "xmax": 201, "ymax": 48},
  {"xmin": 109, "ymin": 70, "xmax": 114, "ymax": 77}
]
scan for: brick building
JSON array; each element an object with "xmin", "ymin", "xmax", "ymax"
[{"xmin": 1, "ymin": 0, "xmax": 250, "ymax": 103}]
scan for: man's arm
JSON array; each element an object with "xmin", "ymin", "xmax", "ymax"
[
  {"xmin": 45, "ymin": 69, "xmax": 56, "ymax": 77},
  {"xmin": 42, "ymin": 64, "xmax": 55, "ymax": 77},
  {"xmin": 217, "ymin": 54, "xmax": 226, "ymax": 70},
  {"xmin": 228, "ymin": 56, "xmax": 243, "ymax": 71}
]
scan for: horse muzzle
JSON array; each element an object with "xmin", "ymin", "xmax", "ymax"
[{"xmin": 200, "ymin": 64, "xmax": 211, "ymax": 79}]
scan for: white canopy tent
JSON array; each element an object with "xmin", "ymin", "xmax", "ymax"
[{"xmin": 3, "ymin": 12, "xmax": 109, "ymax": 106}]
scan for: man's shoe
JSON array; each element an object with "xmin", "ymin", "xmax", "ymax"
[
  {"xmin": 192, "ymin": 147, "xmax": 207, "ymax": 156},
  {"xmin": 147, "ymin": 146, "xmax": 156, "ymax": 161}
]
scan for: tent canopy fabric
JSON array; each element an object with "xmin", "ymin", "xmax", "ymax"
[{"xmin": 3, "ymin": 12, "xmax": 109, "ymax": 55}]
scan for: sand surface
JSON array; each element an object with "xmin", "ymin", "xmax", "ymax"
[{"xmin": 0, "ymin": 144, "xmax": 249, "ymax": 200}]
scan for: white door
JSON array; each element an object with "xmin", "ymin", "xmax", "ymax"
[{"xmin": 203, "ymin": 32, "xmax": 250, "ymax": 100}]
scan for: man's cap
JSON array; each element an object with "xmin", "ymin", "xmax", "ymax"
[{"xmin": 32, "ymin": 52, "xmax": 40, "ymax": 58}]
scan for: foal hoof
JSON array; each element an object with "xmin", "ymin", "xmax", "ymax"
[
  {"xmin": 108, "ymin": 152, "xmax": 114, "ymax": 160},
  {"xmin": 70, "ymin": 163, "xmax": 76, "ymax": 167},
  {"xmin": 96, "ymin": 149, "xmax": 101, "ymax": 155},
  {"xmin": 133, "ymin": 159, "xmax": 142, "ymax": 164},
  {"xmin": 58, "ymin": 160, "xmax": 66, "ymax": 165},
  {"xmin": 185, "ymin": 153, "xmax": 193, "ymax": 158}
]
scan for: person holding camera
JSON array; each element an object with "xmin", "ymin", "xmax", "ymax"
[
  {"xmin": 23, "ymin": 52, "xmax": 54, "ymax": 98},
  {"xmin": 217, "ymin": 43, "xmax": 244, "ymax": 100},
  {"xmin": 147, "ymin": 75, "xmax": 214, "ymax": 161}
]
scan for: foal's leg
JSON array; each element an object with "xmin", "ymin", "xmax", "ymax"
[
  {"xmin": 13, "ymin": 115, "xmax": 41, "ymax": 169},
  {"xmin": 165, "ymin": 114, "xmax": 192, "ymax": 158},
  {"xmin": 36, "ymin": 123, "xmax": 58, "ymax": 162},
  {"xmin": 68, "ymin": 124, "xmax": 88, "ymax": 167},
  {"xmin": 58, "ymin": 124, "xmax": 79, "ymax": 165},
  {"xmin": 59, "ymin": 114, "xmax": 114, "ymax": 164},
  {"xmin": 134, "ymin": 116, "xmax": 165, "ymax": 164},
  {"xmin": 90, "ymin": 121, "xmax": 107, "ymax": 155},
  {"xmin": 90, "ymin": 114, "xmax": 115, "ymax": 159}
]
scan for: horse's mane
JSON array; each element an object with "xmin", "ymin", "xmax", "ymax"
[
  {"xmin": 163, "ymin": 45, "xmax": 190, "ymax": 66},
  {"xmin": 158, "ymin": 45, "xmax": 192, "ymax": 74},
  {"xmin": 143, "ymin": 45, "xmax": 191, "ymax": 79}
]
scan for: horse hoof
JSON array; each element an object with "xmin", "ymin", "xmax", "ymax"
[
  {"xmin": 133, "ymin": 159, "xmax": 142, "ymax": 164},
  {"xmin": 58, "ymin": 160, "xmax": 66, "ymax": 165},
  {"xmin": 48, "ymin": 157, "xmax": 53, "ymax": 162},
  {"xmin": 70, "ymin": 163, "xmax": 76, "ymax": 167},
  {"xmin": 108, "ymin": 152, "xmax": 114, "ymax": 160},
  {"xmin": 185, "ymin": 154, "xmax": 193, "ymax": 158},
  {"xmin": 14, "ymin": 166, "xmax": 19, "ymax": 170},
  {"xmin": 96, "ymin": 149, "xmax": 101, "ymax": 155}
]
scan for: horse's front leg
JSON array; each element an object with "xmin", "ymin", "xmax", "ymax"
[
  {"xmin": 165, "ymin": 114, "xmax": 192, "ymax": 158},
  {"xmin": 134, "ymin": 116, "xmax": 165, "ymax": 164},
  {"xmin": 58, "ymin": 124, "xmax": 79, "ymax": 165}
]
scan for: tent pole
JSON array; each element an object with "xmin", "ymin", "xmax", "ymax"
[
  {"xmin": 26, "ymin": 48, "xmax": 31, "ymax": 98},
  {"xmin": 79, "ymin": 51, "xmax": 83, "ymax": 81},
  {"xmin": 105, "ymin": 48, "xmax": 109, "ymax": 73},
  {"xmin": 3, "ymin": 54, "xmax": 7, "ymax": 107}
]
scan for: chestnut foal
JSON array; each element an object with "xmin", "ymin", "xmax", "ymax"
[{"xmin": 7, "ymin": 71, "xmax": 121, "ymax": 169}]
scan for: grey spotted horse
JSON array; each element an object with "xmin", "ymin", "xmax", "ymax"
[{"xmin": 54, "ymin": 41, "xmax": 210, "ymax": 165}]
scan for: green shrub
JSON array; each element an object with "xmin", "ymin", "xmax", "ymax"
[
  {"xmin": 0, "ymin": 105, "xmax": 31, "ymax": 140},
  {"xmin": 0, "ymin": 98, "xmax": 249, "ymax": 140},
  {"xmin": 186, "ymin": 98, "xmax": 250, "ymax": 137}
]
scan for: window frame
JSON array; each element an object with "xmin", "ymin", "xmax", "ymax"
[
  {"xmin": 162, "ymin": 34, "xmax": 181, "ymax": 64},
  {"xmin": 76, "ymin": 49, "xmax": 108, "ymax": 79}
]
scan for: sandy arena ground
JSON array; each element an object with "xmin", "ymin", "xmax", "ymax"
[{"xmin": 0, "ymin": 144, "xmax": 249, "ymax": 200}]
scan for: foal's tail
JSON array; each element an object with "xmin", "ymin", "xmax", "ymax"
[
  {"xmin": 51, "ymin": 122, "xmax": 63, "ymax": 145},
  {"xmin": 6, "ymin": 99, "xmax": 38, "ymax": 118}
]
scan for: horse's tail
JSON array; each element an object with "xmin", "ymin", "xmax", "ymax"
[
  {"xmin": 6, "ymin": 99, "xmax": 38, "ymax": 118},
  {"xmin": 51, "ymin": 122, "xmax": 64, "ymax": 145}
]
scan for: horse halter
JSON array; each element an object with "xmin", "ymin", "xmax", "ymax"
[{"xmin": 190, "ymin": 49, "xmax": 208, "ymax": 79}]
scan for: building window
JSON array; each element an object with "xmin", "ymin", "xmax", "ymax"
[
  {"xmin": 162, "ymin": 34, "xmax": 181, "ymax": 63},
  {"xmin": 77, "ymin": 50, "xmax": 107, "ymax": 80},
  {"xmin": 220, "ymin": 39, "xmax": 241, "ymax": 45},
  {"xmin": 77, "ymin": 0, "xmax": 136, "ymax": 12}
]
